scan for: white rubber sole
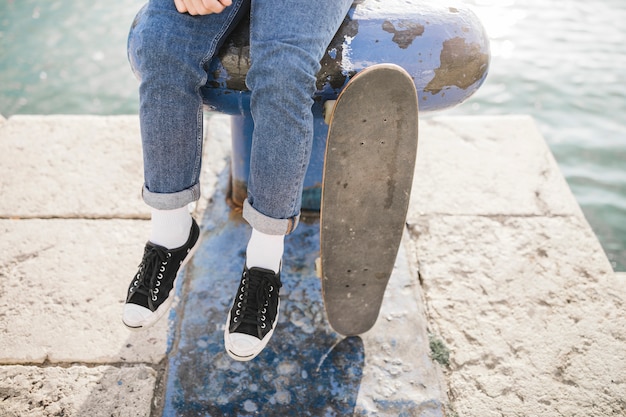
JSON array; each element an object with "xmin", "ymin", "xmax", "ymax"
[{"xmin": 223, "ymin": 299, "xmax": 280, "ymax": 362}]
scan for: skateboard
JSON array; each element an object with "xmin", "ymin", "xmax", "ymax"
[{"xmin": 319, "ymin": 63, "xmax": 419, "ymax": 336}]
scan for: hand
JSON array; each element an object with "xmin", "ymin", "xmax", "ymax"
[{"xmin": 174, "ymin": 0, "xmax": 232, "ymax": 15}]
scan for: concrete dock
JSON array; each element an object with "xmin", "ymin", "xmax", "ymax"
[{"xmin": 0, "ymin": 113, "xmax": 624, "ymax": 416}]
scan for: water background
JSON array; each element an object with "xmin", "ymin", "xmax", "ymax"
[{"xmin": 1, "ymin": 0, "xmax": 624, "ymax": 271}]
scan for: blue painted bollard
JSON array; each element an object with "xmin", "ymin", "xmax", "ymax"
[{"xmin": 202, "ymin": 0, "xmax": 490, "ymax": 211}]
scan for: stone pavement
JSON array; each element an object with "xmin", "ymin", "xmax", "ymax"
[{"xmin": 0, "ymin": 113, "xmax": 623, "ymax": 416}]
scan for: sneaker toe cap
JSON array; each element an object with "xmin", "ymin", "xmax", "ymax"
[
  {"xmin": 226, "ymin": 333, "xmax": 262, "ymax": 359},
  {"xmin": 123, "ymin": 304, "xmax": 153, "ymax": 328}
]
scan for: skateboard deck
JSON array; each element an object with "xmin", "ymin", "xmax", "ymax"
[{"xmin": 320, "ymin": 64, "xmax": 419, "ymax": 336}]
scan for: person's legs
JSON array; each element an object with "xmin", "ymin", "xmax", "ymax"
[
  {"xmin": 123, "ymin": 0, "xmax": 250, "ymax": 329},
  {"xmin": 130, "ymin": 0, "xmax": 249, "ymax": 208},
  {"xmin": 243, "ymin": 0, "xmax": 352, "ymax": 233},
  {"xmin": 224, "ymin": 0, "xmax": 352, "ymax": 361}
]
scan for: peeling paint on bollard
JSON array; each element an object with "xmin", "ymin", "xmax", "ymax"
[
  {"xmin": 381, "ymin": 20, "xmax": 425, "ymax": 49},
  {"xmin": 202, "ymin": 0, "xmax": 490, "ymax": 112},
  {"xmin": 189, "ymin": 0, "xmax": 491, "ymax": 212},
  {"xmin": 425, "ymin": 37, "xmax": 489, "ymax": 95}
]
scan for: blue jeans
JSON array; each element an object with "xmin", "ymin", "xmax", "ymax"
[{"xmin": 128, "ymin": 0, "xmax": 352, "ymax": 235}]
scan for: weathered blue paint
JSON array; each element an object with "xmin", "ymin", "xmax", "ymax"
[
  {"xmin": 163, "ymin": 171, "xmax": 365, "ymax": 416},
  {"xmin": 161, "ymin": 169, "xmax": 446, "ymax": 416},
  {"xmin": 204, "ymin": 0, "xmax": 490, "ymax": 210}
]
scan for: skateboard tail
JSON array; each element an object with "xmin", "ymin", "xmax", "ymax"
[{"xmin": 324, "ymin": 282, "xmax": 390, "ymax": 336}]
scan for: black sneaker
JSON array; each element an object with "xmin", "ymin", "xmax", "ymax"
[
  {"xmin": 122, "ymin": 219, "xmax": 200, "ymax": 329},
  {"xmin": 224, "ymin": 265, "xmax": 282, "ymax": 361}
]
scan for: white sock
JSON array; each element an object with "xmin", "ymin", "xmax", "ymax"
[
  {"xmin": 246, "ymin": 229, "xmax": 284, "ymax": 273},
  {"xmin": 149, "ymin": 206, "xmax": 193, "ymax": 249}
]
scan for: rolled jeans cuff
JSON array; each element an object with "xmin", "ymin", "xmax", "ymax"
[
  {"xmin": 142, "ymin": 183, "xmax": 201, "ymax": 210},
  {"xmin": 243, "ymin": 199, "xmax": 300, "ymax": 235}
]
